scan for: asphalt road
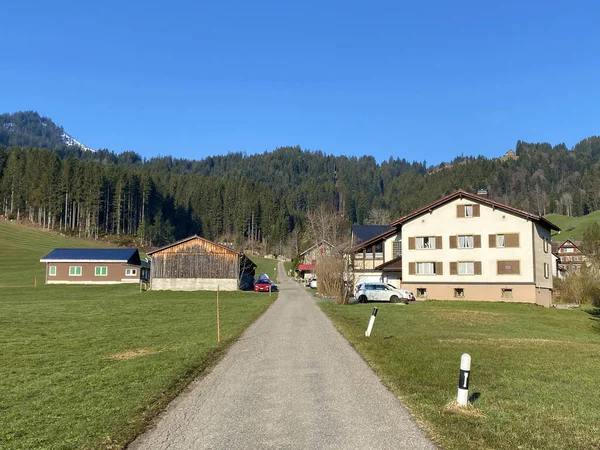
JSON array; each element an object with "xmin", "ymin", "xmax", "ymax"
[{"xmin": 129, "ymin": 263, "xmax": 437, "ymax": 450}]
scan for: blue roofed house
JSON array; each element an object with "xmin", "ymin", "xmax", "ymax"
[{"xmin": 40, "ymin": 248, "xmax": 144, "ymax": 284}]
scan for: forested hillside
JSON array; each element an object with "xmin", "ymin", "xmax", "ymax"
[{"xmin": 1, "ymin": 111, "xmax": 599, "ymax": 254}]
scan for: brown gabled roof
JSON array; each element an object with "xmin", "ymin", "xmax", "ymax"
[
  {"xmin": 350, "ymin": 227, "xmax": 398, "ymax": 253},
  {"xmin": 147, "ymin": 235, "xmax": 241, "ymax": 256},
  {"xmin": 375, "ymin": 255, "xmax": 402, "ymax": 271},
  {"xmin": 390, "ymin": 190, "xmax": 560, "ymax": 231}
]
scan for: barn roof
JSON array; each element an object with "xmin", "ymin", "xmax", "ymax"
[
  {"xmin": 40, "ymin": 248, "xmax": 141, "ymax": 264},
  {"xmin": 146, "ymin": 235, "xmax": 241, "ymax": 256}
]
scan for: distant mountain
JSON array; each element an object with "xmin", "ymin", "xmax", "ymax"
[{"xmin": 0, "ymin": 111, "xmax": 94, "ymax": 152}]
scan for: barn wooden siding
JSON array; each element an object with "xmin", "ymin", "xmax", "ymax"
[{"xmin": 151, "ymin": 239, "xmax": 239, "ymax": 279}]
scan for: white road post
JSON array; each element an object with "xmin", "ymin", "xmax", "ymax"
[
  {"xmin": 457, "ymin": 353, "xmax": 471, "ymax": 407},
  {"xmin": 365, "ymin": 307, "xmax": 378, "ymax": 337}
]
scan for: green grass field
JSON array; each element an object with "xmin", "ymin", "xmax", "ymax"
[
  {"xmin": 0, "ymin": 221, "xmax": 276, "ymax": 448},
  {"xmin": 546, "ymin": 211, "xmax": 600, "ymax": 242},
  {"xmin": 320, "ymin": 301, "xmax": 600, "ymax": 450}
]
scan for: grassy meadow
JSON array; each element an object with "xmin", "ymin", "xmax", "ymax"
[
  {"xmin": 320, "ymin": 301, "xmax": 600, "ymax": 450},
  {"xmin": 546, "ymin": 211, "xmax": 600, "ymax": 242},
  {"xmin": 0, "ymin": 221, "xmax": 276, "ymax": 448}
]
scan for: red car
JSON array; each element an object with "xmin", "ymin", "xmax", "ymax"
[{"xmin": 254, "ymin": 279, "xmax": 272, "ymax": 292}]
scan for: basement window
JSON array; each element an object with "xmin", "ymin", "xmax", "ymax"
[
  {"xmin": 454, "ymin": 288, "xmax": 465, "ymax": 298},
  {"xmin": 501, "ymin": 288, "xmax": 513, "ymax": 299},
  {"xmin": 417, "ymin": 288, "xmax": 427, "ymax": 298}
]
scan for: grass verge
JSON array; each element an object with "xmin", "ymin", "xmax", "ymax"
[
  {"xmin": 320, "ymin": 300, "xmax": 600, "ymax": 450},
  {"xmin": 1, "ymin": 285, "xmax": 275, "ymax": 449}
]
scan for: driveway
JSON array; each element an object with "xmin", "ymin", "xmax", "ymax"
[{"xmin": 129, "ymin": 262, "xmax": 437, "ymax": 449}]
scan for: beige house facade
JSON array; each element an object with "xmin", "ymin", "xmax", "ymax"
[{"xmin": 350, "ymin": 190, "xmax": 559, "ymax": 306}]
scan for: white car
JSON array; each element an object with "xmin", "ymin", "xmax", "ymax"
[
  {"xmin": 355, "ymin": 282, "xmax": 414, "ymax": 303},
  {"xmin": 309, "ymin": 277, "xmax": 317, "ymax": 289}
]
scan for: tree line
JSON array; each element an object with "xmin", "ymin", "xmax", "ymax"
[{"xmin": 1, "ymin": 132, "xmax": 600, "ymax": 254}]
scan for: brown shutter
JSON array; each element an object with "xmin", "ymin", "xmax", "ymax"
[
  {"xmin": 474, "ymin": 235, "xmax": 481, "ymax": 248},
  {"xmin": 450, "ymin": 262, "xmax": 458, "ymax": 275},
  {"xmin": 435, "ymin": 262, "xmax": 443, "ymax": 275},
  {"xmin": 489, "ymin": 234, "xmax": 496, "ymax": 248},
  {"xmin": 409, "ymin": 262, "xmax": 415, "ymax": 275},
  {"xmin": 474, "ymin": 261, "xmax": 482, "ymax": 275},
  {"xmin": 408, "ymin": 237, "xmax": 415, "ymax": 250},
  {"xmin": 457, "ymin": 205, "xmax": 465, "ymax": 218},
  {"xmin": 505, "ymin": 233, "xmax": 520, "ymax": 247},
  {"xmin": 450, "ymin": 235, "xmax": 457, "ymax": 248},
  {"xmin": 497, "ymin": 260, "xmax": 520, "ymax": 275},
  {"xmin": 473, "ymin": 204, "xmax": 481, "ymax": 217},
  {"xmin": 436, "ymin": 236, "xmax": 442, "ymax": 249}
]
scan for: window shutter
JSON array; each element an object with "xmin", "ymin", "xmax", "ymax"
[
  {"xmin": 497, "ymin": 260, "xmax": 520, "ymax": 275},
  {"xmin": 473, "ymin": 204, "xmax": 481, "ymax": 217},
  {"xmin": 409, "ymin": 262, "xmax": 415, "ymax": 275},
  {"xmin": 450, "ymin": 262, "xmax": 458, "ymax": 275},
  {"xmin": 489, "ymin": 234, "xmax": 496, "ymax": 248},
  {"xmin": 457, "ymin": 205, "xmax": 465, "ymax": 218},
  {"xmin": 474, "ymin": 261, "xmax": 482, "ymax": 275},
  {"xmin": 450, "ymin": 235, "xmax": 457, "ymax": 248},
  {"xmin": 408, "ymin": 237, "xmax": 415, "ymax": 250},
  {"xmin": 505, "ymin": 233, "xmax": 520, "ymax": 247},
  {"xmin": 436, "ymin": 236, "xmax": 442, "ymax": 249},
  {"xmin": 435, "ymin": 262, "xmax": 443, "ymax": 275},
  {"xmin": 474, "ymin": 235, "xmax": 481, "ymax": 248}
]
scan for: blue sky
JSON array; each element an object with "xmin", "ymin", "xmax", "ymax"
[{"xmin": 2, "ymin": 0, "xmax": 599, "ymax": 165}]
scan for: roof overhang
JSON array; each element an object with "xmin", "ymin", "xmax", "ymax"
[{"xmin": 40, "ymin": 259, "xmax": 129, "ymax": 263}]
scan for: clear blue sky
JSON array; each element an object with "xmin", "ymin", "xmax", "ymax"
[{"xmin": 2, "ymin": 0, "xmax": 599, "ymax": 165}]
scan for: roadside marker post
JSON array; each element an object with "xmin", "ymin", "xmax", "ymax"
[
  {"xmin": 216, "ymin": 286, "xmax": 221, "ymax": 343},
  {"xmin": 457, "ymin": 353, "xmax": 471, "ymax": 406},
  {"xmin": 365, "ymin": 307, "xmax": 378, "ymax": 337}
]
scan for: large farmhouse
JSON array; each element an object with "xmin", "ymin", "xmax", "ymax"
[
  {"xmin": 40, "ymin": 248, "xmax": 143, "ymax": 284},
  {"xmin": 350, "ymin": 190, "xmax": 560, "ymax": 306},
  {"xmin": 147, "ymin": 235, "xmax": 256, "ymax": 291}
]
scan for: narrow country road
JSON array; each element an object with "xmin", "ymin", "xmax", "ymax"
[{"xmin": 129, "ymin": 262, "xmax": 437, "ymax": 450}]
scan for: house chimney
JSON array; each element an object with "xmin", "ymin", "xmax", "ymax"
[{"xmin": 477, "ymin": 189, "xmax": 488, "ymax": 197}]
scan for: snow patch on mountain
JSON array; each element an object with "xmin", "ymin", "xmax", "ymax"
[{"xmin": 61, "ymin": 132, "xmax": 94, "ymax": 152}]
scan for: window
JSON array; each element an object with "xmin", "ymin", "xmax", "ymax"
[
  {"xmin": 496, "ymin": 234, "xmax": 505, "ymax": 248},
  {"xmin": 126, "ymin": 268, "xmax": 137, "ymax": 276},
  {"xmin": 465, "ymin": 205, "xmax": 473, "ymax": 217},
  {"xmin": 501, "ymin": 288, "xmax": 513, "ymax": 299},
  {"xmin": 454, "ymin": 288, "xmax": 464, "ymax": 298},
  {"xmin": 458, "ymin": 261, "xmax": 474, "ymax": 275},
  {"xmin": 544, "ymin": 263, "xmax": 550, "ymax": 279},
  {"xmin": 497, "ymin": 260, "xmax": 520, "ymax": 275},
  {"xmin": 416, "ymin": 262, "xmax": 436, "ymax": 275},
  {"xmin": 563, "ymin": 248, "xmax": 574, "ymax": 253},
  {"xmin": 49, "ymin": 266, "xmax": 56, "ymax": 276},
  {"xmin": 417, "ymin": 288, "xmax": 427, "ymax": 298},
  {"xmin": 69, "ymin": 266, "xmax": 82, "ymax": 276},
  {"xmin": 416, "ymin": 236, "xmax": 436, "ymax": 249},
  {"xmin": 458, "ymin": 235, "xmax": 474, "ymax": 249},
  {"xmin": 374, "ymin": 242, "xmax": 383, "ymax": 259},
  {"xmin": 393, "ymin": 240, "xmax": 402, "ymax": 258},
  {"xmin": 95, "ymin": 266, "xmax": 108, "ymax": 276},
  {"xmin": 543, "ymin": 238, "xmax": 549, "ymax": 253}
]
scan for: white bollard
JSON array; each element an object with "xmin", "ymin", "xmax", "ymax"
[
  {"xmin": 365, "ymin": 307, "xmax": 378, "ymax": 337},
  {"xmin": 457, "ymin": 353, "xmax": 471, "ymax": 406}
]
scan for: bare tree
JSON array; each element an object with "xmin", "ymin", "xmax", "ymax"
[
  {"xmin": 305, "ymin": 203, "xmax": 349, "ymax": 247},
  {"xmin": 366, "ymin": 207, "xmax": 392, "ymax": 225}
]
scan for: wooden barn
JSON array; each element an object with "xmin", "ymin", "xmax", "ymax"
[{"xmin": 147, "ymin": 235, "xmax": 256, "ymax": 291}]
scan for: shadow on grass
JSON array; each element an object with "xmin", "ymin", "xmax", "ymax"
[
  {"xmin": 585, "ymin": 308, "xmax": 600, "ymax": 333},
  {"xmin": 469, "ymin": 392, "xmax": 481, "ymax": 404}
]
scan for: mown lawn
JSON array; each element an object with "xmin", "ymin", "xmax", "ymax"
[
  {"xmin": 1, "ymin": 285, "xmax": 274, "ymax": 449},
  {"xmin": 0, "ymin": 221, "xmax": 276, "ymax": 448},
  {"xmin": 546, "ymin": 211, "xmax": 600, "ymax": 242},
  {"xmin": 320, "ymin": 301, "xmax": 600, "ymax": 450}
]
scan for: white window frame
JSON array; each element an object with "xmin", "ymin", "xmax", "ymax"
[
  {"xmin": 501, "ymin": 288, "xmax": 513, "ymax": 299},
  {"xmin": 95, "ymin": 266, "xmax": 108, "ymax": 276},
  {"xmin": 458, "ymin": 235, "xmax": 474, "ymax": 249},
  {"xmin": 458, "ymin": 261, "xmax": 474, "ymax": 275},
  {"xmin": 543, "ymin": 239, "xmax": 549, "ymax": 253},
  {"xmin": 49, "ymin": 265, "xmax": 57, "ymax": 276},
  {"xmin": 416, "ymin": 262, "xmax": 436, "ymax": 275},
  {"xmin": 416, "ymin": 236, "xmax": 436, "ymax": 250},
  {"xmin": 563, "ymin": 247, "xmax": 574, "ymax": 253},
  {"xmin": 544, "ymin": 263, "xmax": 550, "ymax": 279},
  {"xmin": 393, "ymin": 240, "xmax": 402, "ymax": 258},
  {"xmin": 496, "ymin": 234, "xmax": 505, "ymax": 248},
  {"xmin": 464, "ymin": 205, "xmax": 473, "ymax": 217},
  {"xmin": 126, "ymin": 268, "xmax": 137, "ymax": 276},
  {"xmin": 69, "ymin": 266, "xmax": 82, "ymax": 276}
]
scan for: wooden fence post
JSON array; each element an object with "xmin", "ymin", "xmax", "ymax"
[{"xmin": 217, "ymin": 286, "xmax": 221, "ymax": 343}]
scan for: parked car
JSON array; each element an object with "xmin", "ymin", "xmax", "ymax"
[
  {"xmin": 254, "ymin": 279, "xmax": 275, "ymax": 292},
  {"xmin": 355, "ymin": 282, "xmax": 414, "ymax": 303},
  {"xmin": 308, "ymin": 277, "xmax": 317, "ymax": 289}
]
